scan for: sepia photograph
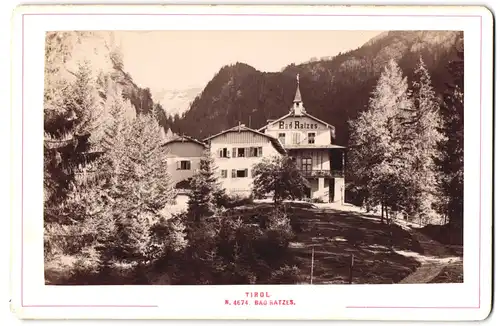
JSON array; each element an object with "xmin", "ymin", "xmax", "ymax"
[
  {"xmin": 10, "ymin": 4, "xmax": 492, "ymax": 321},
  {"xmin": 43, "ymin": 29, "xmax": 465, "ymax": 286}
]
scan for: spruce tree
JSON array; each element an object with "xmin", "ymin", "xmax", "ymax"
[
  {"xmin": 438, "ymin": 39, "xmax": 464, "ymax": 229},
  {"xmin": 44, "ymin": 61, "xmax": 105, "ymax": 223},
  {"xmin": 406, "ymin": 56, "xmax": 444, "ymax": 223},
  {"xmin": 187, "ymin": 148, "xmax": 226, "ymax": 222},
  {"xmin": 101, "ymin": 79, "xmax": 136, "ymax": 152},
  {"xmin": 93, "ymin": 113, "xmax": 181, "ymax": 268}
]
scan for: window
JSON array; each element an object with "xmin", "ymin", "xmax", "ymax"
[
  {"xmin": 301, "ymin": 157, "xmax": 312, "ymax": 172},
  {"xmin": 278, "ymin": 133, "xmax": 286, "ymax": 145},
  {"xmin": 177, "ymin": 160, "xmax": 191, "ymax": 170},
  {"xmin": 220, "ymin": 169, "xmax": 228, "ymax": 178},
  {"xmin": 231, "ymin": 169, "xmax": 249, "ymax": 178},
  {"xmin": 308, "ymin": 132, "xmax": 316, "ymax": 144},
  {"xmin": 249, "ymin": 147, "xmax": 263, "ymax": 157},
  {"xmin": 293, "ymin": 132, "xmax": 301, "ymax": 144},
  {"xmin": 219, "ymin": 148, "xmax": 229, "ymax": 158},
  {"xmin": 238, "ymin": 148, "xmax": 245, "ymax": 157}
]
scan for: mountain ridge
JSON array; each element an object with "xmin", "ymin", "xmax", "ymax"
[{"xmin": 168, "ymin": 30, "xmax": 463, "ymax": 146}]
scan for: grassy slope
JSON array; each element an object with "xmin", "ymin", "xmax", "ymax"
[
  {"xmin": 46, "ymin": 202, "xmax": 441, "ymax": 285},
  {"xmin": 234, "ymin": 203, "xmax": 423, "ymax": 284},
  {"xmin": 430, "ymin": 260, "xmax": 464, "ymax": 283}
]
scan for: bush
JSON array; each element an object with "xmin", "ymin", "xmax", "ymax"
[
  {"xmin": 67, "ymin": 254, "xmax": 100, "ymax": 285},
  {"xmin": 288, "ymin": 212, "xmax": 312, "ymax": 234},
  {"xmin": 311, "ymin": 197, "xmax": 325, "ymax": 203},
  {"xmin": 221, "ymin": 193, "xmax": 254, "ymax": 209},
  {"xmin": 174, "ymin": 205, "xmax": 298, "ymax": 285},
  {"xmin": 269, "ymin": 265, "xmax": 304, "ymax": 284},
  {"xmin": 259, "ymin": 229, "xmax": 291, "ymax": 260},
  {"xmin": 44, "ymin": 223, "xmax": 95, "ymax": 257},
  {"xmin": 256, "ymin": 209, "xmax": 295, "ymax": 264}
]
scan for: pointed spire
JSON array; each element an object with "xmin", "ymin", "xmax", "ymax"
[{"xmin": 293, "ymin": 73, "xmax": 302, "ymax": 103}]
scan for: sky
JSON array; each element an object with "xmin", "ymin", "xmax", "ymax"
[{"xmin": 116, "ymin": 30, "xmax": 383, "ymax": 91}]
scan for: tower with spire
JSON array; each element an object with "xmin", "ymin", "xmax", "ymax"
[
  {"xmin": 258, "ymin": 72, "xmax": 346, "ymax": 204},
  {"xmin": 291, "ymin": 73, "xmax": 306, "ymax": 116}
]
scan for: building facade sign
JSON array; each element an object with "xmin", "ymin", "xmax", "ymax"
[{"xmin": 278, "ymin": 120, "xmax": 319, "ymax": 130}]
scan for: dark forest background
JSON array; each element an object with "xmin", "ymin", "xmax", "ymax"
[{"xmin": 162, "ymin": 31, "xmax": 462, "ymax": 147}]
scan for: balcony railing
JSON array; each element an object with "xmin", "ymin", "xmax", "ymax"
[{"xmin": 300, "ymin": 169, "xmax": 344, "ymax": 178}]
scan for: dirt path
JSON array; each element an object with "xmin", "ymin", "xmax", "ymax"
[{"xmin": 396, "ymin": 225, "xmax": 462, "ymax": 284}]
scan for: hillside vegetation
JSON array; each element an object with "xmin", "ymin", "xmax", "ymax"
[{"xmin": 168, "ymin": 31, "xmax": 462, "ymax": 146}]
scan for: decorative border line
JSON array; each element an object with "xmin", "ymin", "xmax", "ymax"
[{"xmin": 20, "ymin": 11, "xmax": 483, "ymax": 310}]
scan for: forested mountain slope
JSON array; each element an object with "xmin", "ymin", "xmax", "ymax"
[{"xmin": 169, "ymin": 31, "xmax": 462, "ymax": 146}]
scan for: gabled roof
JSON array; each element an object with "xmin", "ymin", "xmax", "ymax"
[
  {"xmin": 204, "ymin": 125, "xmax": 287, "ymax": 155},
  {"xmin": 162, "ymin": 135, "xmax": 207, "ymax": 148},
  {"xmin": 257, "ymin": 112, "xmax": 335, "ymax": 132}
]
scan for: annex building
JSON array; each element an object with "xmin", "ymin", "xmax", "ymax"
[{"xmin": 164, "ymin": 75, "xmax": 346, "ymax": 203}]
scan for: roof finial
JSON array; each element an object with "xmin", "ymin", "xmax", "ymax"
[{"xmin": 293, "ymin": 74, "xmax": 302, "ymax": 104}]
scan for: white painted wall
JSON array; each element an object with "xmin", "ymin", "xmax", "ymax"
[
  {"xmin": 311, "ymin": 177, "xmax": 330, "ymax": 201},
  {"xmin": 333, "ymin": 177, "xmax": 345, "ymax": 204},
  {"xmin": 164, "ymin": 141, "xmax": 205, "ymax": 186},
  {"xmin": 209, "ymin": 130, "xmax": 281, "ymax": 196}
]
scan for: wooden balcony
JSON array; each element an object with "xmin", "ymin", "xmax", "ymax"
[{"xmin": 300, "ymin": 169, "xmax": 344, "ymax": 178}]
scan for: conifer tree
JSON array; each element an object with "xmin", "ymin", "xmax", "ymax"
[
  {"xmin": 187, "ymin": 148, "xmax": 226, "ymax": 222},
  {"xmin": 44, "ymin": 62, "xmax": 105, "ymax": 222},
  {"xmin": 348, "ymin": 59, "xmax": 413, "ymax": 222},
  {"xmin": 102, "ymin": 113, "xmax": 177, "ymax": 262},
  {"xmin": 438, "ymin": 39, "xmax": 464, "ymax": 229},
  {"xmin": 101, "ymin": 79, "xmax": 136, "ymax": 152},
  {"xmin": 405, "ymin": 56, "xmax": 444, "ymax": 223}
]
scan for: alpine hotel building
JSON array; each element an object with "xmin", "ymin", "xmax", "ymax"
[{"xmin": 166, "ymin": 75, "xmax": 346, "ymax": 203}]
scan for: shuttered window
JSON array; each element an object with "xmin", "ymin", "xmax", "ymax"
[
  {"xmin": 244, "ymin": 147, "xmax": 263, "ymax": 157},
  {"xmin": 235, "ymin": 169, "xmax": 248, "ymax": 178},
  {"xmin": 231, "ymin": 169, "xmax": 249, "ymax": 178},
  {"xmin": 219, "ymin": 148, "xmax": 229, "ymax": 158},
  {"xmin": 293, "ymin": 132, "xmax": 301, "ymax": 144},
  {"xmin": 220, "ymin": 170, "xmax": 227, "ymax": 178},
  {"xmin": 177, "ymin": 160, "xmax": 191, "ymax": 170}
]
